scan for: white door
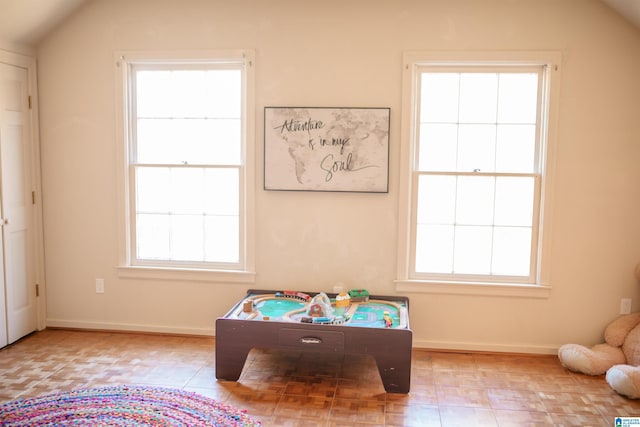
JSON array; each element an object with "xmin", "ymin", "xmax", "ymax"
[
  {"xmin": 0, "ymin": 62, "xmax": 36, "ymax": 345},
  {"xmin": 0, "ymin": 186, "xmax": 5, "ymax": 347}
]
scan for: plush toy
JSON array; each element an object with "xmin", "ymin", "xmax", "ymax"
[{"xmin": 558, "ymin": 263, "xmax": 640, "ymax": 398}]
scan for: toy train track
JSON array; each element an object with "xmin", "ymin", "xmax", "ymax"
[{"xmin": 233, "ymin": 291, "xmax": 408, "ymax": 329}]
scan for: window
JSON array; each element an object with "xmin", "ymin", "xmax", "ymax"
[
  {"xmin": 115, "ymin": 51, "xmax": 255, "ymax": 282},
  {"xmin": 397, "ymin": 52, "xmax": 560, "ymax": 296}
]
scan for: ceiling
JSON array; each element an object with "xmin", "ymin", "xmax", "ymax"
[
  {"xmin": 0, "ymin": 0, "xmax": 86, "ymax": 46},
  {"xmin": 0, "ymin": 0, "xmax": 639, "ymax": 47},
  {"xmin": 602, "ymin": 0, "xmax": 640, "ymax": 28}
]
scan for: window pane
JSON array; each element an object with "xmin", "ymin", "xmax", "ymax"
[
  {"xmin": 497, "ymin": 73, "xmax": 538, "ymax": 124},
  {"xmin": 137, "ymin": 118, "xmax": 241, "ymax": 165},
  {"xmin": 411, "ymin": 63, "xmax": 545, "ymax": 281},
  {"xmin": 129, "ymin": 58, "xmax": 246, "ymax": 269},
  {"xmin": 416, "ymin": 224, "xmax": 454, "ymax": 273},
  {"xmin": 496, "ymin": 124, "xmax": 536, "ymax": 173},
  {"xmin": 457, "ymin": 124, "xmax": 496, "ymax": 172},
  {"xmin": 203, "ymin": 70, "xmax": 242, "ymax": 118},
  {"xmin": 137, "ymin": 119, "xmax": 176, "ymax": 164},
  {"xmin": 136, "ymin": 213, "xmax": 170, "ymax": 259},
  {"xmin": 205, "ymin": 216, "xmax": 239, "ymax": 263},
  {"xmin": 494, "ymin": 177, "xmax": 534, "ymax": 226},
  {"xmin": 418, "ymin": 124, "xmax": 457, "ymax": 171},
  {"xmin": 171, "ymin": 215, "xmax": 204, "ymax": 261},
  {"xmin": 420, "ymin": 73, "xmax": 459, "ymax": 123},
  {"xmin": 455, "ymin": 176, "xmax": 495, "ymax": 225},
  {"xmin": 458, "ymin": 73, "xmax": 497, "ymax": 123},
  {"xmin": 136, "ymin": 167, "xmax": 170, "ymax": 212},
  {"xmin": 136, "ymin": 69, "xmax": 241, "ymax": 119},
  {"xmin": 417, "ymin": 175, "xmax": 456, "ymax": 224},
  {"xmin": 169, "ymin": 168, "xmax": 205, "ymax": 214},
  {"xmin": 136, "ymin": 70, "xmax": 173, "ymax": 118},
  {"xmin": 453, "ymin": 225, "xmax": 492, "ymax": 274},
  {"xmin": 135, "ymin": 166, "xmax": 240, "ymax": 264},
  {"xmin": 192, "ymin": 119, "xmax": 241, "ymax": 164},
  {"xmin": 166, "ymin": 70, "xmax": 208, "ymax": 118},
  {"xmin": 204, "ymin": 169, "xmax": 239, "ymax": 215},
  {"xmin": 492, "ymin": 226, "xmax": 532, "ymax": 275}
]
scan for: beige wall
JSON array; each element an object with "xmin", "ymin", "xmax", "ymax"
[
  {"xmin": 36, "ymin": 0, "xmax": 640, "ymax": 353},
  {"xmin": 0, "ymin": 39, "xmax": 34, "ymax": 56}
]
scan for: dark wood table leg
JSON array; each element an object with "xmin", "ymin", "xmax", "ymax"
[
  {"xmin": 347, "ymin": 327, "xmax": 413, "ymax": 393},
  {"xmin": 214, "ymin": 319, "xmax": 252, "ymax": 381},
  {"xmin": 372, "ymin": 350, "xmax": 412, "ymax": 393}
]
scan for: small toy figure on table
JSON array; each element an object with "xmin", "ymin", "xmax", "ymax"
[
  {"xmin": 383, "ymin": 311, "xmax": 393, "ymax": 328},
  {"xmin": 334, "ymin": 291, "xmax": 351, "ymax": 316}
]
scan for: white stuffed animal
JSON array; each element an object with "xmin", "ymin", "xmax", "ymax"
[{"xmin": 558, "ymin": 263, "xmax": 640, "ymax": 398}]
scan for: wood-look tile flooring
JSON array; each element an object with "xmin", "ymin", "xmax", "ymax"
[{"xmin": 1, "ymin": 329, "xmax": 639, "ymax": 426}]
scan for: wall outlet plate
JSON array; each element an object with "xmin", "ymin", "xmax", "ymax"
[
  {"xmin": 96, "ymin": 278, "xmax": 105, "ymax": 294},
  {"xmin": 620, "ymin": 298, "xmax": 632, "ymax": 315}
]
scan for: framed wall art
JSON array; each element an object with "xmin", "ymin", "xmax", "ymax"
[{"xmin": 264, "ymin": 107, "xmax": 390, "ymax": 192}]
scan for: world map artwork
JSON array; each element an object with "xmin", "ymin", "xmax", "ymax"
[{"xmin": 264, "ymin": 107, "xmax": 390, "ymax": 192}]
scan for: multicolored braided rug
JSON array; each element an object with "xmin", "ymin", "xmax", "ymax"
[{"xmin": 0, "ymin": 385, "xmax": 261, "ymax": 426}]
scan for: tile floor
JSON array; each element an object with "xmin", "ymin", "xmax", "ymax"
[{"xmin": 1, "ymin": 329, "xmax": 639, "ymax": 426}]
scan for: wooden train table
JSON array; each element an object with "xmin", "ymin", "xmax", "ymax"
[{"xmin": 215, "ymin": 289, "xmax": 412, "ymax": 393}]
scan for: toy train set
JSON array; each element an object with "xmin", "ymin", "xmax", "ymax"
[
  {"xmin": 232, "ymin": 288, "xmax": 408, "ymax": 329},
  {"xmin": 216, "ymin": 289, "xmax": 413, "ymax": 393}
]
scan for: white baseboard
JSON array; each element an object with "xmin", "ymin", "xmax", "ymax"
[
  {"xmin": 46, "ymin": 319, "xmax": 559, "ymax": 355},
  {"xmin": 412, "ymin": 338, "xmax": 559, "ymax": 355},
  {"xmin": 45, "ymin": 318, "xmax": 215, "ymax": 337}
]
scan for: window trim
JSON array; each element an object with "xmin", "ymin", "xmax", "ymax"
[
  {"xmin": 396, "ymin": 51, "xmax": 561, "ymax": 298},
  {"xmin": 114, "ymin": 50, "xmax": 255, "ymax": 283}
]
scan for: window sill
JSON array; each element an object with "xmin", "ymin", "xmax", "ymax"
[
  {"xmin": 117, "ymin": 266, "xmax": 256, "ymax": 284},
  {"xmin": 394, "ymin": 279, "xmax": 551, "ymax": 298}
]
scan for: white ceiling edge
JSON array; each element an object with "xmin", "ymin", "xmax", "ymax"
[{"xmin": 601, "ymin": 0, "xmax": 640, "ymax": 29}]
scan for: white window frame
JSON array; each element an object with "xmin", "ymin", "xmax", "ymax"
[
  {"xmin": 396, "ymin": 51, "xmax": 561, "ymax": 298},
  {"xmin": 114, "ymin": 50, "xmax": 255, "ymax": 283}
]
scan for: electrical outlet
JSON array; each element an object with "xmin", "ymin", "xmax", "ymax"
[
  {"xmin": 96, "ymin": 278, "xmax": 105, "ymax": 294},
  {"xmin": 620, "ymin": 298, "xmax": 632, "ymax": 315}
]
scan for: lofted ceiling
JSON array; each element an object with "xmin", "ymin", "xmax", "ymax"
[
  {"xmin": 0, "ymin": 0, "xmax": 639, "ymax": 48},
  {"xmin": 602, "ymin": 0, "xmax": 640, "ymax": 28},
  {"xmin": 0, "ymin": 0, "xmax": 86, "ymax": 46}
]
